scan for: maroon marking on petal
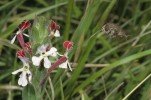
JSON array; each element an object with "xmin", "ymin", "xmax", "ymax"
[
  {"xmin": 49, "ymin": 20, "xmax": 55, "ymax": 31},
  {"xmin": 46, "ymin": 45, "xmax": 51, "ymax": 52},
  {"xmin": 63, "ymin": 41, "xmax": 70, "ymax": 48},
  {"xmin": 23, "ymin": 22, "xmax": 31, "ymax": 31},
  {"xmin": 22, "ymin": 20, "xmax": 27, "ymax": 28},
  {"xmin": 24, "ymin": 42, "xmax": 32, "ymax": 54},
  {"xmin": 24, "ymin": 42, "xmax": 31, "ymax": 49},
  {"xmin": 16, "ymin": 33, "xmax": 25, "ymax": 48},
  {"xmin": 49, "ymin": 20, "xmax": 60, "ymax": 32},
  {"xmin": 18, "ymin": 20, "xmax": 27, "ymax": 30},
  {"xmin": 18, "ymin": 20, "xmax": 31, "ymax": 31},
  {"xmin": 67, "ymin": 42, "xmax": 73, "ymax": 50},
  {"xmin": 55, "ymin": 24, "xmax": 60, "ymax": 30},
  {"xmin": 16, "ymin": 50, "xmax": 25, "ymax": 57},
  {"xmin": 18, "ymin": 24, "xmax": 22, "ymax": 30}
]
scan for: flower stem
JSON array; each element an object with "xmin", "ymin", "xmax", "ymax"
[
  {"xmin": 17, "ymin": 33, "xmax": 25, "ymax": 48},
  {"xmin": 40, "ymin": 56, "xmax": 67, "ymax": 85}
]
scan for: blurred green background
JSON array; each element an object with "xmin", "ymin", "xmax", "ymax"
[{"xmin": 1, "ymin": 0, "xmax": 151, "ymax": 100}]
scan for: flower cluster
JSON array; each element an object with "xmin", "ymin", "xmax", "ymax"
[{"xmin": 11, "ymin": 20, "xmax": 73, "ymax": 87}]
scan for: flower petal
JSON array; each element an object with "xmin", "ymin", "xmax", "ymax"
[
  {"xmin": 56, "ymin": 52, "xmax": 64, "ymax": 56},
  {"xmin": 59, "ymin": 61, "xmax": 68, "ymax": 69},
  {"xmin": 46, "ymin": 47, "xmax": 57, "ymax": 57},
  {"xmin": 18, "ymin": 20, "xmax": 26, "ymax": 30},
  {"xmin": 21, "ymin": 72, "xmax": 28, "ymax": 86},
  {"xmin": 19, "ymin": 57, "xmax": 29, "ymax": 65},
  {"xmin": 18, "ymin": 77, "xmax": 22, "ymax": 85},
  {"xmin": 16, "ymin": 50, "xmax": 25, "ymax": 57},
  {"xmin": 44, "ymin": 57, "xmax": 51, "ymax": 68},
  {"xmin": 19, "ymin": 20, "xmax": 31, "ymax": 31},
  {"xmin": 12, "ymin": 68, "xmax": 23, "ymax": 75},
  {"xmin": 11, "ymin": 35, "xmax": 17, "ymax": 44},
  {"xmin": 24, "ymin": 42, "xmax": 32, "ymax": 54},
  {"xmin": 50, "ymin": 31, "xmax": 55, "ymax": 36},
  {"xmin": 55, "ymin": 24, "xmax": 60, "ymax": 30},
  {"xmin": 23, "ymin": 21, "xmax": 31, "ymax": 31},
  {"xmin": 36, "ymin": 45, "xmax": 47, "ymax": 54},
  {"xmin": 54, "ymin": 30, "xmax": 60, "ymax": 37},
  {"xmin": 21, "ymin": 79, "xmax": 28, "ymax": 86},
  {"xmin": 67, "ymin": 61, "xmax": 72, "ymax": 71},
  {"xmin": 32, "ymin": 56, "xmax": 43, "ymax": 66},
  {"xmin": 27, "ymin": 71, "xmax": 32, "ymax": 83},
  {"xmin": 63, "ymin": 41, "xmax": 73, "ymax": 50},
  {"xmin": 50, "ymin": 20, "xmax": 55, "ymax": 31},
  {"xmin": 23, "ymin": 33, "xmax": 29, "ymax": 37},
  {"xmin": 18, "ymin": 72, "xmax": 28, "ymax": 86}
]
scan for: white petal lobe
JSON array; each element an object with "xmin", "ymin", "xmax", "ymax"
[
  {"xmin": 67, "ymin": 61, "xmax": 72, "ymax": 71},
  {"xmin": 21, "ymin": 72, "xmax": 28, "ymax": 86},
  {"xmin": 12, "ymin": 68, "xmax": 23, "ymax": 74},
  {"xmin": 59, "ymin": 61, "xmax": 68, "ymax": 69},
  {"xmin": 18, "ymin": 72, "xmax": 28, "ymax": 86},
  {"xmin": 18, "ymin": 77, "xmax": 22, "ymax": 85},
  {"xmin": 28, "ymin": 71, "xmax": 32, "ymax": 83},
  {"xmin": 32, "ymin": 56, "xmax": 43, "ymax": 66},
  {"xmin": 23, "ymin": 33, "xmax": 29, "ymax": 37},
  {"xmin": 11, "ymin": 35, "xmax": 17, "ymax": 44},
  {"xmin": 36, "ymin": 45, "xmax": 47, "ymax": 54},
  {"xmin": 54, "ymin": 30, "xmax": 60, "ymax": 37},
  {"xmin": 44, "ymin": 57, "xmax": 51, "ymax": 68},
  {"xmin": 46, "ymin": 47, "xmax": 57, "ymax": 57}
]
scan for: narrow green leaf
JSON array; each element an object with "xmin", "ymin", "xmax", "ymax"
[
  {"xmin": 73, "ymin": 49, "xmax": 151, "ymax": 94},
  {"xmin": 22, "ymin": 85, "xmax": 36, "ymax": 100},
  {"xmin": 0, "ymin": 0, "xmax": 18, "ymax": 11},
  {"xmin": 63, "ymin": 0, "xmax": 74, "ymax": 40},
  {"xmin": 0, "ymin": 38, "xmax": 20, "ymax": 50}
]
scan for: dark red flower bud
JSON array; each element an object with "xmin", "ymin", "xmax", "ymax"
[
  {"xmin": 63, "ymin": 41, "xmax": 73, "ymax": 50},
  {"xmin": 16, "ymin": 50, "xmax": 25, "ymax": 57},
  {"xmin": 46, "ymin": 45, "xmax": 51, "ymax": 52},
  {"xmin": 18, "ymin": 20, "xmax": 31, "ymax": 31},
  {"xmin": 49, "ymin": 20, "xmax": 60, "ymax": 32},
  {"xmin": 24, "ymin": 42, "xmax": 32, "ymax": 54}
]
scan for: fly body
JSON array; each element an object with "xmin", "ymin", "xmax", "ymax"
[{"xmin": 102, "ymin": 23, "xmax": 127, "ymax": 38}]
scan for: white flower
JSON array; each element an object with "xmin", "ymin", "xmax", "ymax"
[
  {"xmin": 12, "ymin": 58, "xmax": 32, "ymax": 87},
  {"xmin": 58, "ymin": 41, "xmax": 73, "ymax": 71},
  {"xmin": 32, "ymin": 45, "xmax": 58, "ymax": 68},
  {"xmin": 49, "ymin": 20, "xmax": 60, "ymax": 37},
  {"xmin": 11, "ymin": 20, "xmax": 30, "ymax": 44},
  {"xmin": 59, "ymin": 52, "xmax": 72, "ymax": 71}
]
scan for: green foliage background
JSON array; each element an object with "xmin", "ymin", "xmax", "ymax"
[{"xmin": 1, "ymin": 0, "xmax": 151, "ymax": 100}]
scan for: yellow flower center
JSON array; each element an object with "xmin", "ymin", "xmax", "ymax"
[
  {"xmin": 42, "ymin": 52, "xmax": 46, "ymax": 57},
  {"xmin": 23, "ymin": 66, "xmax": 29, "ymax": 72}
]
